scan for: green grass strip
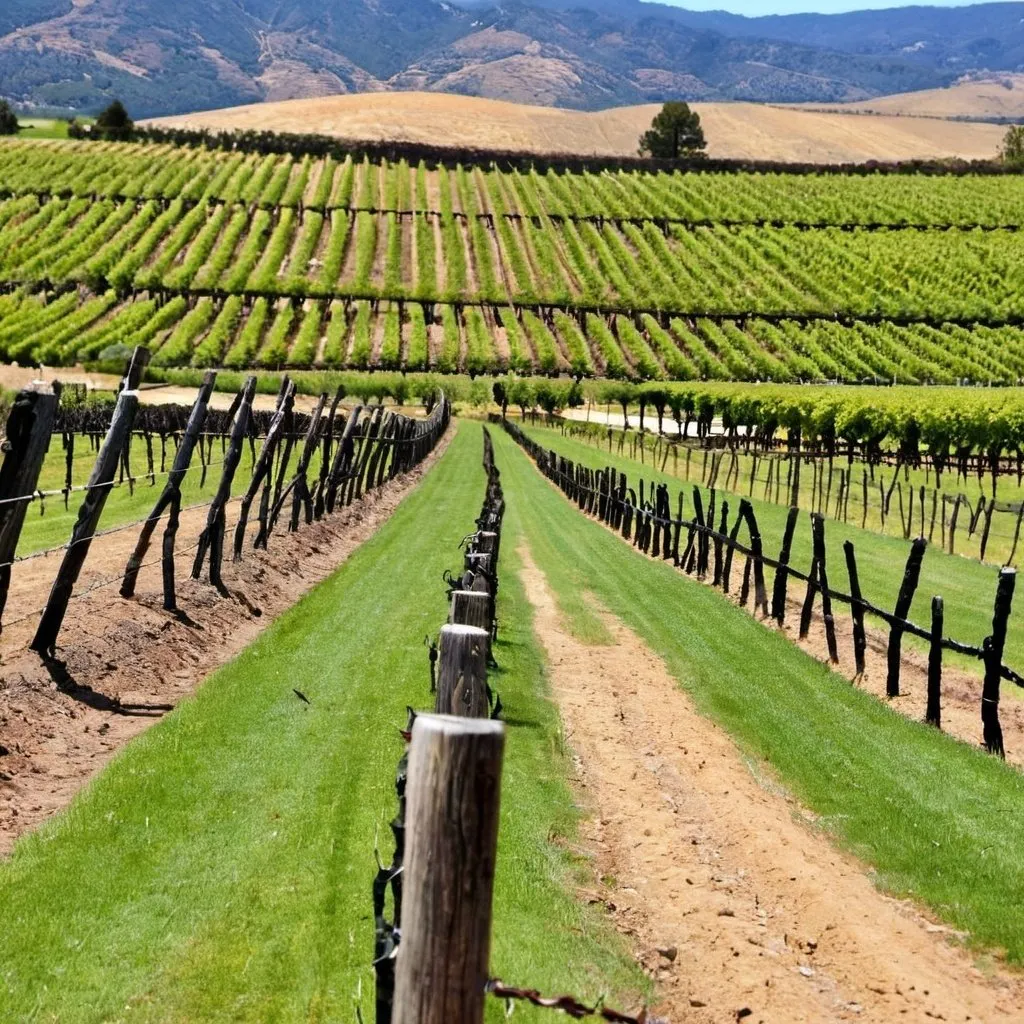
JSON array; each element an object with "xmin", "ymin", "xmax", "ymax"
[
  {"xmin": 491, "ymin": 422, "xmax": 1024, "ymax": 963},
  {"xmin": 0, "ymin": 421, "xmax": 644, "ymax": 1021},
  {"xmin": 518, "ymin": 419, "xmax": 1024, "ymax": 679}
]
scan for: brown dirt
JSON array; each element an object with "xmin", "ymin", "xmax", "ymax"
[
  {"xmin": 0, "ymin": 427, "xmax": 454, "ymax": 856},
  {"xmin": 371, "ymin": 213, "xmax": 389, "ymax": 287},
  {"xmin": 144, "ymin": 92, "xmax": 1007, "ymax": 162},
  {"xmin": 431, "ymin": 211, "xmax": 447, "ymax": 293},
  {"xmin": 518, "ymin": 543, "xmax": 1024, "ymax": 1024}
]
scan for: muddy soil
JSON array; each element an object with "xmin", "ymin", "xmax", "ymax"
[
  {"xmin": 0, "ymin": 428, "xmax": 453, "ymax": 855},
  {"xmin": 519, "ymin": 544, "xmax": 1024, "ymax": 1024}
]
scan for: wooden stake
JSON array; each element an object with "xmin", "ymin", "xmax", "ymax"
[
  {"xmin": 812, "ymin": 514, "xmax": 839, "ymax": 663},
  {"xmin": 886, "ymin": 538, "xmax": 927, "ymax": 698},
  {"xmin": 192, "ymin": 377, "xmax": 257, "ymax": 594},
  {"xmin": 982, "ymin": 568, "xmax": 1016, "ymax": 757},
  {"xmin": 435, "ymin": 624, "xmax": 490, "ymax": 719},
  {"xmin": 393, "ymin": 714, "xmax": 505, "ymax": 1024},
  {"xmin": 32, "ymin": 349, "xmax": 150, "ymax": 656},
  {"xmin": 844, "ymin": 541, "xmax": 867, "ymax": 677},
  {"xmin": 121, "ymin": 371, "xmax": 216, "ymax": 603},
  {"xmin": 926, "ymin": 596, "xmax": 943, "ymax": 729},
  {"xmin": 771, "ymin": 506, "xmax": 800, "ymax": 625},
  {"xmin": 0, "ymin": 384, "xmax": 60, "ymax": 628},
  {"xmin": 450, "ymin": 591, "xmax": 491, "ymax": 633},
  {"xmin": 236, "ymin": 380, "xmax": 296, "ymax": 555}
]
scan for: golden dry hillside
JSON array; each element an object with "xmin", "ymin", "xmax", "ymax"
[
  {"xmin": 796, "ymin": 75, "xmax": 1024, "ymax": 120},
  {"xmin": 145, "ymin": 92, "xmax": 1006, "ymax": 162}
]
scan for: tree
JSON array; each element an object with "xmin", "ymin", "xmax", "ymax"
[
  {"xmin": 1001, "ymin": 124, "xmax": 1024, "ymax": 168},
  {"xmin": 95, "ymin": 100, "xmax": 134, "ymax": 141},
  {"xmin": 638, "ymin": 101, "xmax": 705, "ymax": 159},
  {"xmin": 0, "ymin": 100, "xmax": 19, "ymax": 136}
]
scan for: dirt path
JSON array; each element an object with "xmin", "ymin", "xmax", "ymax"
[
  {"xmin": 518, "ymin": 543, "xmax": 1024, "ymax": 1024},
  {"xmin": 0, "ymin": 428, "xmax": 453, "ymax": 855}
]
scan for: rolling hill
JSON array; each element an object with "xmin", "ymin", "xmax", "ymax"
[{"xmin": 145, "ymin": 91, "xmax": 1008, "ymax": 162}]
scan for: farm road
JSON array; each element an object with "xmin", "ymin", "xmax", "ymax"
[{"xmin": 518, "ymin": 543, "xmax": 1024, "ymax": 1023}]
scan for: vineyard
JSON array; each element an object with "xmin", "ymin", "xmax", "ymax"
[
  {"xmin": 7, "ymin": 127, "xmax": 1024, "ymax": 1024},
  {"xmin": 3, "ymin": 138, "xmax": 1024, "ymax": 382}
]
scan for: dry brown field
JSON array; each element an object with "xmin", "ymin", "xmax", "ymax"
[
  {"xmin": 145, "ymin": 91, "xmax": 1007, "ymax": 162},
  {"xmin": 794, "ymin": 74, "xmax": 1024, "ymax": 121}
]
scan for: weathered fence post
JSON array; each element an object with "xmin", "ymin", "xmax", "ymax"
[
  {"xmin": 392, "ymin": 714, "xmax": 505, "ymax": 1024},
  {"xmin": 886, "ymin": 537, "xmax": 927, "ymax": 698},
  {"xmin": 811, "ymin": 514, "xmax": 839, "ymax": 663},
  {"xmin": 982, "ymin": 568, "xmax": 1016, "ymax": 757},
  {"xmin": 121, "ymin": 370, "xmax": 216, "ymax": 602},
  {"xmin": 435, "ymin": 624, "xmax": 490, "ymax": 718},
  {"xmin": 192, "ymin": 376, "xmax": 257, "ymax": 594},
  {"xmin": 32, "ymin": 348, "xmax": 150, "ymax": 657},
  {"xmin": 236, "ymin": 380, "xmax": 296, "ymax": 555},
  {"xmin": 269, "ymin": 391, "xmax": 326, "ymax": 532},
  {"xmin": 0, "ymin": 384, "xmax": 60, "ymax": 629},
  {"xmin": 844, "ymin": 540, "xmax": 867, "ymax": 677},
  {"xmin": 450, "ymin": 591, "xmax": 491, "ymax": 633},
  {"xmin": 771, "ymin": 506, "xmax": 800, "ymax": 625},
  {"xmin": 926, "ymin": 596, "xmax": 943, "ymax": 729}
]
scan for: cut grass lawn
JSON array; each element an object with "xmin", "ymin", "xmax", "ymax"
[
  {"xmin": 518, "ymin": 418, "xmax": 1024, "ymax": 680},
  {"xmin": 0, "ymin": 420, "xmax": 646, "ymax": 1022},
  {"xmin": 491, "ymin": 423, "xmax": 1024, "ymax": 963}
]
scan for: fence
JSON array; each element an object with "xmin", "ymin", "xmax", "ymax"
[
  {"xmin": 371, "ymin": 430, "xmax": 656, "ymax": 1024},
  {"xmin": 0, "ymin": 347, "xmax": 451, "ymax": 653},
  {"xmin": 500, "ymin": 415, "xmax": 1022, "ymax": 760},
  {"xmin": 549, "ymin": 416, "xmax": 1024, "ymax": 567}
]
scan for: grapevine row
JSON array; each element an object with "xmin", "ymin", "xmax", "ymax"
[
  {"xmin": 5, "ymin": 138, "xmax": 1024, "ymax": 228},
  {"xmin": 6, "ymin": 288, "xmax": 1024, "ymax": 385}
]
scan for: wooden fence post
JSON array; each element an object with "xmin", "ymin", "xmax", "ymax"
[
  {"xmin": 32, "ymin": 348, "xmax": 150, "ymax": 657},
  {"xmin": 450, "ymin": 591, "xmax": 491, "ymax": 633},
  {"xmin": 393, "ymin": 714, "xmax": 505, "ymax": 1024},
  {"xmin": 982, "ymin": 568, "xmax": 1016, "ymax": 757},
  {"xmin": 811, "ymin": 514, "xmax": 839, "ymax": 663},
  {"xmin": 236, "ymin": 380, "xmax": 296, "ymax": 555},
  {"xmin": 121, "ymin": 370, "xmax": 216, "ymax": 602},
  {"xmin": 435, "ymin": 624, "xmax": 490, "ymax": 718},
  {"xmin": 0, "ymin": 384, "xmax": 60, "ymax": 629},
  {"xmin": 739, "ymin": 499, "xmax": 768, "ymax": 617},
  {"xmin": 268, "ymin": 391, "xmax": 326, "ymax": 532},
  {"xmin": 771, "ymin": 506, "xmax": 800, "ymax": 625},
  {"xmin": 926, "ymin": 596, "xmax": 943, "ymax": 729},
  {"xmin": 886, "ymin": 537, "xmax": 927, "ymax": 698},
  {"xmin": 844, "ymin": 541, "xmax": 867, "ymax": 677},
  {"xmin": 192, "ymin": 377, "xmax": 257, "ymax": 594}
]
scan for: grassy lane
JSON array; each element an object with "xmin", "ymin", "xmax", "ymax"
[
  {"xmin": 518, "ymin": 419, "xmax": 1023, "ymax": 678},
  {"xmin": 0, "ymin": 421, "xmax": 644, "ymax": 1022},
  {"xmin": 490, "ymin": 423, "xmax": 1024, "ymax": 962}
]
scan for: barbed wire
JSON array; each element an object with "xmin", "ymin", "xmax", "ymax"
[
  {"xmin": 0, "ymin": 496, "xmax": 218, "ymax": 573},
  {"xmin": 486, "ymin": 980, "xmax": 666, "ymax": 1023},
  {"xmin": 0, "ymin": 536, "xmax": 204, "ymax": 630},
  {"xmin": 0, "ymin": 454, "xmax": 229, "ymax": 510}
]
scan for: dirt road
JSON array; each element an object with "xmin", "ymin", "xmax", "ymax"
[{"xmin": 519, "ymin": 544, "xmax": 1024, "ymax": 1023}]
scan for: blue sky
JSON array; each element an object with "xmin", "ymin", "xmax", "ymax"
[{"xmin": 670, "ymin": 0, "xmax": 1016, "ymax": 14}]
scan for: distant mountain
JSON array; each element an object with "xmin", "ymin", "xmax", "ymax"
[{"xmin": 0, "ymin": 0, "xmax": 1021, "ymax": 118}]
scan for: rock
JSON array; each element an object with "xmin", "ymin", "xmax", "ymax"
[
  {"xmin": 656, "ymin": 945, "xmax": 678, "ymax": 962},
  {"xmin": 689, "ymin": 998, "xmax": 707, "ymax": 1008},
  {"xmin": 799, "ymin": 965, "xmax": 815, "ymax": 978}
]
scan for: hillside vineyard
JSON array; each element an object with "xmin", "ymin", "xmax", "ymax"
[{"xmin": 6, "ymin": 138, "xmax": 1024, "ymax": 382}]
